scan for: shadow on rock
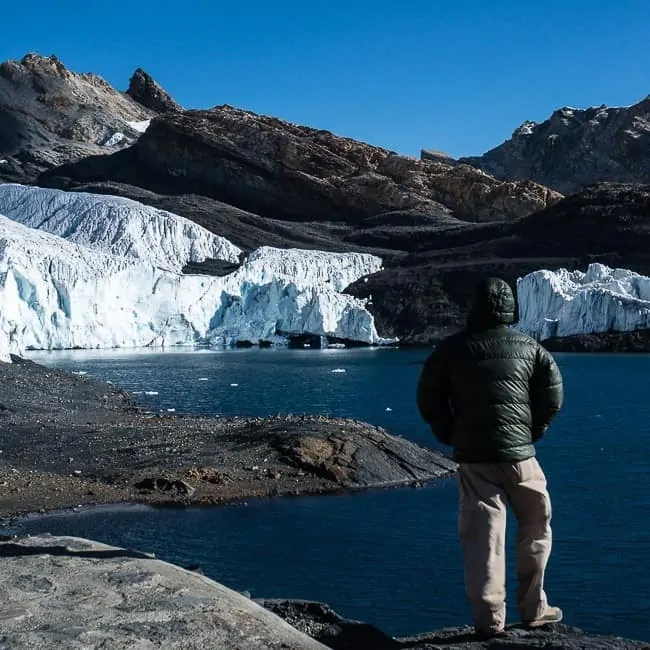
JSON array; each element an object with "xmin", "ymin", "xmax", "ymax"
[{"xmin": 259, "ymin": 599, "xmax": 649, "ymax": 650}]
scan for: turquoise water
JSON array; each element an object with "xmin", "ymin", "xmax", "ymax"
[{"xmin": 17, "ymin": 348, "xmax": 650, "ymax": 640}]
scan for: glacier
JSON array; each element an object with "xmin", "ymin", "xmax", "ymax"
[
  {"xmin": 516, "ymin": 263, "xmax": 650, "ymax": 340},
  {"xmin": 0, "ymin": 213, "xmax": 388, "ymax": 359},
  {"xmin": 4, "ymin": 184, "xmax": 648, "ymax": 361},
  {"xmin": 0, "ymin": 326, "xmax": 11, "ymax": 362},
  {"xmin": 0, "ymin": 184, "xmax": 242, "ymax": 272}
]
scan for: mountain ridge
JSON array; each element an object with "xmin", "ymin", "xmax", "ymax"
[
  {"xmin": 457, "ymin": 94, "xmax": 650, "ymax": 193},
  {"xmin": 41, "ymin": 103, "xmax": 560, "ymax": 225},
  {"xmin": 0, "ymin": 53, "xmax": 158, "ymax": 183},
  {"xmin": 0, "ymin": 52, "xmax": 560, "ymax": 224}
]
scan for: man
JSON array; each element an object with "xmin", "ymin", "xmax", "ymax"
[{"xmin": 416, "ymin": 277, "xmax": 564, "ymax": 637}]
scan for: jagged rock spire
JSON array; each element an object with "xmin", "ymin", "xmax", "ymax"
[{"xmin": 127, "ymin": 68, "xmax": 181, "ymax": 114}]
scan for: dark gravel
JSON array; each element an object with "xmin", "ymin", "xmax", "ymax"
[{"xmin": 0, "ymin": 356, "xmax": 454, "ymax": 520}]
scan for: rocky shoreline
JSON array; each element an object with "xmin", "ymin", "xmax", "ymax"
[
  {"xmin": 0, "ymin": 331, "xmax": 645, "ymax": 522},
  {"xmin": 399, "ymin": 329, "xmax": 650, "ymax": 353},
  {"xmin": 261, "ymin": 599, "xmax": 649, "ymax": 649},
  {"xmin": 539, "ymin": 329, "xmax": 650, "ymax": 353},
  {"xmin": 0, "ymin": 356, "xmax": 455, "ymax": 521}
]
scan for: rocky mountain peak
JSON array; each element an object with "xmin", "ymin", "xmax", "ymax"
[
  {"xmin": 127, "ymin": 68, "xmax": 181, "ymax": 114},
  {"xmin": 460, "ymin": 93, "xmax": 650, "ymax": 194},
  {"xmin": 512, "ymin": 120, "xmax": 538, "ymax": 137},
  {"xmin": 0, "ymin": 53, "xmax": 155, "ymax": 183},
  {"xmin": 19, "ymin": 53, "xmax": 70, "ymax": 77},
  {"xmin": 0, "ymin": 53, "xmax": 68, "ymax": 87}
]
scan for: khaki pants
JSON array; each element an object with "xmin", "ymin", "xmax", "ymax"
[{"xmin": 457, "ymin": 457, "xmax": 552, "ymax": 632}]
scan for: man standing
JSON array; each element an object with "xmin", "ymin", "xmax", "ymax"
[{"xmin": 416, "ymin": 277, "xmax": 564, "ymax": 637}]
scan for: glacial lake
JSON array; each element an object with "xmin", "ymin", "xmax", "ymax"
[{"xmin": 14, "ymin": 347, "xmax": 650, "ymax": 641}]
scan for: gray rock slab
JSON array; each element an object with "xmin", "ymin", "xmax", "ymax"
[{"xmin": 0, "ymin": 535, "xmax": 327, "ymax": 650}]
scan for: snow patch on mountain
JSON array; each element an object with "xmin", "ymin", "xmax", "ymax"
[
  {"xmin": 101, "ymin": 119, "xmax": 151, "ymax": 147},
  {"xmin": 127, "ymin": 119, "xmax": 151, "ymax": 133},
  {"xmin": 102, "ymin": 132, "xmax": 127, "ymax": 147},
  {"xmin": 0, "ymin": 215, "xmax": 388, "ymax": 356},
  {"xmin": 514, "ymin": 120, "xmax": 537, "ymax": 137},
  {"xmin": 99, "ymin": 118, "xmax": 152, "ymax": 148},
  {"xmin": 516, "ymin": 263, "xmax": 650, "ymax": 340},
  {"xmin": 0, "ymin": 184, "xmax": 242, "ymax": 272}
]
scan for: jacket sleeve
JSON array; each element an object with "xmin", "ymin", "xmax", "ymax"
[
  {"xmin": 530, "ymin": 344, "xmax": 564, "ymax": 441},
  {"xmin": 416, "ymin": 345, "xmax": 454, "ymax": 445}
]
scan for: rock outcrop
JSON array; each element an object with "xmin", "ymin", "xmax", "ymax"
[
  {"xmin": 41, "ymin": 104, "xmax": 561, "ymax": 224},
  {"xmin": 0, "ymin": 535, "xmax": 328, "ymax": 649},
  {"xmin": 264, "ymin": 418, "xmax": 456, "ymax": 486},
  {"xmin": 262, "ymin": 599, "xmax": 648, "ymax": 649},
  {"xmin": 0, "ymin": 53, "xmax": 561, "ymax": 224},
  {"xmin": 0, "ymin": 357, "xmax": 455, "ymax": 517},
  {"xmin": 127, "ymin": 67, "xmax": 182, "ymax": 113},
  {"xmin": 540, "ymin": 329, "xmax": 650, "ymax": 353},
  {"xmin": 0, "ymin": 54, "xmax": 155, "ymax": 182},
  {"xmin": 420, "ymin": 149, "xmax": 458, "ymax": 165},
  {"xmin": 460, "ymin": 95, "xmax": 650, "ymax": 194}
]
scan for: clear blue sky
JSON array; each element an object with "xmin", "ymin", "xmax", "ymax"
[{"xmin": 2, "ymin": 0, "xmax": 648, "ymax": 157}]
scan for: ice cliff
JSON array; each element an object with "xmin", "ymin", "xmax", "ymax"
[
  {"xmin": 0, "ymin": 210, "xmax": 387, "ymax": 356},
  {"xmin": 0, "ymin": 326, "xmax": 11, "ymax": 362},
  {"xmin": 2, "ymin": 183, "xmax": 648, "ymax": 359},
  {"xmin": 0, "ymin": 184, "xmax": 242, "ymax": 272},
  {"xmin": 517, "ymin": 263, "xmax": 650, "ymax": 340}
]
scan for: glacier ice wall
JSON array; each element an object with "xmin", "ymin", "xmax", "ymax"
[
  {"xmin": 0, "ymin": 327, "xmax": 11, "ymax": 362},
  {"xmin": 516, "ymin": 263, "xmax": 650, "ymax": 340},
  {"xmin": 0, "ymin": 215, "xmax": 388, "ymax": 357},
  {"xmin": 0, "ymin": 184, "xmax": 242, "ymax": 272},
  {"xmin": 241, "ymin": 246, "xmax": 383, "ymax": 292}
]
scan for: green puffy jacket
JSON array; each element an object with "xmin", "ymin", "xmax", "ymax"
[{"xmin": 416, "ymin": 277, "xmax": 563, "ymax": 463}]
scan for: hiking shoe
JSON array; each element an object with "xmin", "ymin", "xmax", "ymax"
[{"xmin": 524, "ymin": 606, "xmax": 563, "ymax": 628}]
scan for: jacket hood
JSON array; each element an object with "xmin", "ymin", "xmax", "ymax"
[{"xmin": 467, "ymin": 277, "xmax": 516, "ymax": 329}]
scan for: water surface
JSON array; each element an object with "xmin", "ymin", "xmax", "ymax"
[{"xmin": 19, "ymin": 348, "xmax": 650, "ymax": 640}]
